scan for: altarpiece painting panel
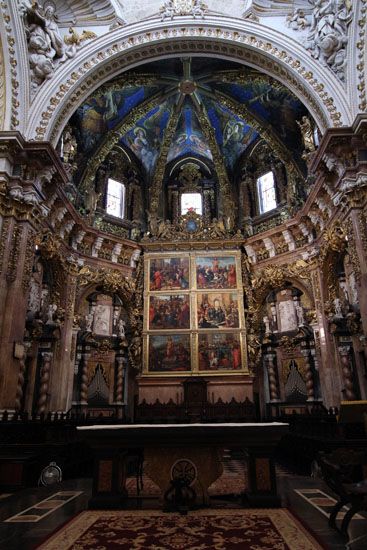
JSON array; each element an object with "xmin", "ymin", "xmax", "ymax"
[
  {"xmin": 148, "ymin": 334, "xmax": 191, "ymax": 372},
  {"xmin": 197, "ymin": 292, "xmax": 239, "ymax": 329},
  {"xmin": 149, "ymin": 294, "xmax": 190, "ymax": 330},
  {"xmin": 198, "ymin": 333, "xmax": 242, "ymax": 371},
  {"xmin": 149, "ymin": 257, "xmax": 190, "ymax": 291},
  {"xmin": 196, "ymin": 256, "xmax": 237, "ymax": 289},
  {"xmin": 144, "ymin": 251, "xmax": 246, "ymax": 374}
]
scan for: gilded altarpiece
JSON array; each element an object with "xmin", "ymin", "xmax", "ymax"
[{"xmin": 143, "ymin": 251, "xmax": 247, "ymax": 376}]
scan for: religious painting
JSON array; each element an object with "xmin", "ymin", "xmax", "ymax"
[
  {"xmin": 74, "ymin": 86, "xmax": 158, "ymax": 153},
  {"xmin": 167, "ymin": 104, "xmax": 213, "ymax": 164},
  {"xmin": 203, "ymin": 96, "xmax": 257, "ymax": 170},
  {"xmin": 197, "ymin": 293, "xmax": 239, "ymax": 329},
  {"xmin": 198, "ymin": 333, "xmax": 242, "ymax": 371},
  {"xmin": 217, "ymin": 81, "xmax": 307, "ymax": 158},
  {"xmin": 122, "ymin": 102, "xmax": 172, "ymax": 173},
  {"xmin": 149, "ymin": 257, "xmax": 190, "ymax": 291},
  {"xmin": 196, "ymin": 256, "xmax": 237, "ymax": 289},
  {"xmin": 149, "ymin": 294, "xmax": 190, "ymax": 330},
  {"xmin": 148, "ymin": 335, "xmax": 191, "ymax": 372}
]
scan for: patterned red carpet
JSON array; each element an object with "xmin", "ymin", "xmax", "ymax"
[{"xmin": 37, "ymin": 509, "xmax": 324, "ymax": 549}]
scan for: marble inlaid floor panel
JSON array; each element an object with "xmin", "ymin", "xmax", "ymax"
[
  {"xmin": 4, "ymin": 491, "xmax": 83, "ymax": 523},
  {"xmin": 294, "ymin": 488, "xmax": 365, "ymax": 520}
]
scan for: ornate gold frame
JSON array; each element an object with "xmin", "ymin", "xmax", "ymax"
[{"xmin": 143, "ymin": 250, "xmax": 247, "ymax": 376}]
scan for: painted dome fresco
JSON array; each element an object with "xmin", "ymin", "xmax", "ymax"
[{"xmin": 68, "ymin": 57, "xmax": 311, "ymax": 184}]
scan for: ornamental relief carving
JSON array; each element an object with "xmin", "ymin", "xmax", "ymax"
[
  {"xmin": 77, "ymin": 264, "xmax": 143, "ymax": 371},
  {"xmin": 19, "ymin": 1, "xmax": 96, "ymax": 93},
  {"xmin": 26, "ymin": 24, "xmax": 346, "ymax": 144},
  {"xmin": 0, "ymin": 34, "xmax": 5, "ymax": 130},
  {"xmin": 1, "ymin": 1, "xmax": 20, "ymax": 130},
  {"xmin": 304, "ymin": 1, "xmax": 353, "ymax": 82},
  {"xmin": 356, "ymin": 0, "xmax": 367, "ymax": 111}
]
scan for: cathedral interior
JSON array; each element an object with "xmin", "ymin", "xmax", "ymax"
[{"xmin": 0, "ymin": 1, "xmax": 367, "ymax": 548}]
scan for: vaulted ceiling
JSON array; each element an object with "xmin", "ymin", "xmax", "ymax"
[{"xmin": 69, "ymin": 57, "xmax": 311, "ymax": 184}]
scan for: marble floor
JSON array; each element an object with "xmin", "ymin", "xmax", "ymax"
[{"xmin": 0, "ymin": 468, "xmax": 366, "ymax": 550}]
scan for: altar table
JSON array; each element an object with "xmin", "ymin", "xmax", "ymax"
[{"xmin": 77, "ymin": 422, "xmax": 288, "ymax": 508}]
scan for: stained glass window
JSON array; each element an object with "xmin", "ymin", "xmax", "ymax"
[
  {"xmin": 181, "ymin": 192, "xmax": 202, "ymax": 215},
  {"xmin": 106, "ymin": 178, "xmax": 125, "ymax": 218},
  {"xmin": 257, "ymin": 171, "xmax": 277, "ymax": 214}
]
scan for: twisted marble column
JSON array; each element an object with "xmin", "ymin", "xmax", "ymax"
[
  {"xmin": 14, "ymin": 353, "xmax": 26, "ymax": 411},
  {"xmin": 265, "ymin": 353, "xmax": 280, "ymax": 402},
  {"xmin": 115, "ymin": 356, "xmax": 126, "ymax": 404},
  {"xmin": 80, "ymin": 353, "xmax": 89, "ymax": 405},
  {"xmin": 36, "ymin": 352, "xmax": 53, "ymax": 415},
  {"xmin": 338, "ymin": 346, "xmax": 356, "ymax": 401},
  {"xmin": 301, "ymin": 350, "xmax": 315, "ymax": 401}
]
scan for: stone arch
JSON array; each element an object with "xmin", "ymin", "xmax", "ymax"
[{"xmin": 24, "ymin": 16, "xmax": 352, "ymax": 144}]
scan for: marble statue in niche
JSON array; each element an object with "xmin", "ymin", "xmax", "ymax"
[
  {"xmin": 118, "ymin": 319, "xmax": 126, "ymax": 338},
  {"xmin": 112, "ymin": 306, "xmax": 127, "ymax": 338},
  {"xmin": 295, "ymin": 302, "xmax": 305, "ymax": 327},
  {"xmin": 46, "ymin": 303, "xmax": 58, "ymax": 325},
  {"xmin": 333, "ymin": 297, "xmax": 344, "ymax": 318},
  {"xmin": 28, "ymin": 259, "xmax": 43, "ymax": 315},
  {"xmin": 263, "ymin": 315, "xmax": 271, "ymax": 334},
  {"xmin": 297, "ymin": 116, "xmax": 316, "ymax": 155},
  {"xmin": 85, "ymin": 307, "xmax": 95, "ymax": 332},
  {"xmin": 347, "ymin": 272, "xmax": 359, "ymax": 305}
]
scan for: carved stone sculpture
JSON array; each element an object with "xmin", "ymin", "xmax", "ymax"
[
  {"xmin": 118, "ymin": 319, "xmax": 126, "ymax": 338},
  {"xmin": 333, "ymin": 297, "xmax": 343, "ymax": 318},
  {"xmin": 297, "ymin": 116, "xmax": 316, "ymax": 155},
  {"xmin": 62, "ymin": 125, "xmax": 77, "ymax": 165},
  {"xmin": 160, "ymin": 0, "xmax": 208, "ymax": 21},
  {"xmin": 286, "ymin": 9, "xmax": 310, "ymax": 30},
  {"xmin": 46, "ymin": 303, "xmax": 57, "ymax": 324},
  {"xmin": 85, "ymin": 310, "xmax": 94, "ymax": 332},
  {"xmin": 263, "ymin": 315, "xmax": 271, "ymax": 334},
  {"xmin": 22, "ymin": 2, "xmax": 96, "ymax": 91},
  {"xmin": 295, "ymin": 302, "xmax": 305, "ymax": 327},
  {"xmin": 305, "ymin": 1, "xmax": 352, "ymax": 81}
]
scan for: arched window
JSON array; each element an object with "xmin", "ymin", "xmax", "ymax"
[
  {"xmin": 106, "ymin": 178, "xmax": 125, "ymax": 219},
  {"xmin": 257, "ymin": 171, "xmax": 277, "ymax": 214},
  {"xmin": 181, "ymin": 192, "xmax": 203, "ymax": 215}
]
